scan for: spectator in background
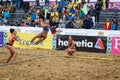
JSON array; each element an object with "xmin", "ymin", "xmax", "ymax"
[
  {"xmin": 62, "ymin": 12, "xmax": 67, "ymax": 22},
  {"xmin": 50, "ymin": 6, "xmax": 54, "ymax": 12},
  {"xmin": 30, "ymin": 20, "xmax": 35, "ymax": 27},
  {"xmin": 64, "ymin": 7, "xmax": 69, "ymax": 15},
  {"xmin": 57, "ymin": 5, "xmax": 62, "ymax": 19},
  {"xmin": 31, "ymin": 5, "xmax": 36, "ymax": 13},
  {"xmin": 0, "ymin": 14, "xmax": 4, "ymax": 23},
  {"xmin": 44, "ymin": 2, "xmax": 49, "ymax": 19},
  {"xmin": 51, "ymin": 9, "xmax": 59, "ymax": 21},
  {"xmin": 0, "ymin": 0, "xmax": 4, "ymax": 6},
  {"xmin": 88, "ymin": 5, "xmax": 96, "ymax": 26},
  {"xmin": 104, "ymin": 18, "xmax": 111, "ymax": 30},
  {"xmin": 35, "ymin": 0, "xmax": 40, "ymax": 7},
  {"xmin": 82, "ymin": 16, "xmax": 91, "ymax": 29},
  {"xmin": 21, "ymin": 21, "xmax": 26, "ymax": 27},
  {"xmin": 65, "ymin": 19, "xmax": 75, "ymax": 28},
  {"xmin": 95, "ymin": 1, "xmax": 101, "ymax": 23},
  {"xmin": 97, "ymin": 0, "xmax": 103, "ymax": 8},
  {"xmin": 76, "ymin": 0, "xmax": 81, "ymax": 10},
  {"xmin": 23, "ymin": 2, "xmax": 29, "ymax": 13},
  {"xmin": 0, "ymin": 21, "xmax": 3, "ymax": 26},
  {"xmin": 14, "ymin": 0, "xmax": 21, "ymax": 8},
  {"xmin": 73, "ymin": 0, "xmax": 79, "ymax": 8},
  {"xmin": 31, "ymin": 11, "xmax": 37, "ymax": 21},
  {"xmin": 5, "ymin": 0, "xmax": 11, "ymax": 9},
  {"xmin": 3, "ymin": 4, "xmax": 7, "ymax": 10},
  {"xmin": 10, "ymin": 4, "xmax": 16, "ymax": 13},
  {"xmin": 88, "ymin": 15, "xmax": 93, "ymax": 28},
  {"xmin": 16, "ymin": 20, "xmax": 21, "ymax": 26},
  {"xmin": 63, "ymin": 7, "xmax": 69, "ymax": 21},
  {"xmin": 75, "ymin": 17, "xmax": 83, "ymax": 29},
  {"xmin": 112, "ymin": 18, "xmax": 118, "ymax": 30},
  {"xmin": 67, "ymin": 1, "xmax": 73, "ymax": 9},
  {"xmin": 68, "ymin": 6, "xmax": 76, "ymax": 21},
  {"xmin": 12, "ymin": 0, "xmax": 16, "ymax": 5},
  {"xmin": 58, "ymin": 19, "xmax": 65, "ymax": 28},
  {"xmin": 3, "ymin": 8, "xmax": 10, "ymax": 19},
  {"xmin": 102, "ymin": 0, "xmax": 106, "ymax": 10},
  {"xmin": 54, "ymin": 0, "xmax": 59, "ymax": 9},
  {"xmin": 50, "ymin": 18, "xmax": 58, "ymax": 34},
  {"xmin": 86, "ymin": 0, "xmax": 91, "ymax": 11},
  {"xmin": 27, "ymin": 14, "xmax": 32, "ymax": 21},
  {"xmin": 50, "ymin": 18, "xmax": 57, "ymax": 28},
  {"xmin": 0, "ymin": 8, "xmax": 3, "ymax": 14},
  {"xmin": 26, "ymin": 22, "xmax": 29, "ymax": 27},
  {"xmin": 105, "ymin": 0, "xmax": 109, "ymax": 10},
  {"xmin": 59, "ymin": 0, "xmax": 69, "ymax": 12},
  {"xmin": 4, "ymin": 19, "xmax": 9, "ymax": 25},
  {"xmin": 46, "ymin": 9, "xmax": 51, "ymax": 20},
  {"xmin": 76, "ymin": 9, "xmax": 80, "ymax": 18}
]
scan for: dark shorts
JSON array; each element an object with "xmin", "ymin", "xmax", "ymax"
[{"xmin": 6, "ymin": 43, "xmax": 13, "ymax": 46}]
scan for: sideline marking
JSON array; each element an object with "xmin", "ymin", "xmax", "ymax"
[
  {"xmin": 0, "ymin": 55, "xmax": 49, "ymax": 66},
  {"xmin": 76, "ymin": 56, "xmax": 114, "ymax": 60},
  {"xmin": 55, "ymin": 55, "xmax": 115, "ymax": 61}
]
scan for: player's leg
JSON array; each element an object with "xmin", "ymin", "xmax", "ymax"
[
  {"xmin": 67, "ymin": 48, "xmax": 76, "ymax": 56},
  {"xmin": 65, "ymin": 49, "xmax": 68, "ymax": 52},
  {"xmin": 35, "ymin": 37, "xmax": 46, "ymax": 45},
  {"xmin": 10, "ymin": 47, "xmax": 18, "ymax": 62},
  {"xmin": 6, "ymin": 46, "xmax": 14, "ymax": 63},
  {"xmin": 31, "ymin": 33, "xmax": 41, "ymax": 43}
]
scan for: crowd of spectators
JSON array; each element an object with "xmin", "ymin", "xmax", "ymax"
[
  {"xmin": 0, "ymin": 0, "xmax": 119, "ymax": 30},
  {"xmin": 104, "ymin": 18, "xmax": 118, "ymax": 30},
  {"xmin": 0, "ymin": 0, "xmax": 12, "ymax": 26}
]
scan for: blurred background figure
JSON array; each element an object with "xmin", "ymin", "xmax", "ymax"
[
  {"xmin": 112, "ymin": 18, "xmax": 118, "ymax": 30},
  {"xmin": 88, "ymin": 4, "xmax": 96, "ymax": 26},
  {"xmin": 105, "ymin": 0, "xmax": 110, "ymax": 11},
  {"xmin": 75, "ymin": 17, "xmax": 83, "ymax": 29},
  {"xmin": 58, "ymin": 19, "xmax": 65, "ymax": 28},
  {"xmin": 23, "ymin": 1, "xmax": 29, "ymax": 13},
  {"xmin": 82, "ymin": 15, "xmax": 91, "ymax": 29},
  {"xmin": 65, "ymin": 19, "xmax": 75, "ymax": 28},
  {"xmin": 0, "ymin": 21, "xmax": 3, "ymax": 26},
  {"xmin": 104, "ymin": 18, "xmax": 111, "ymax": 30},
  {"xmin": 95, "ymin": 1, "xmax": 101, "ymax": 23}
]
